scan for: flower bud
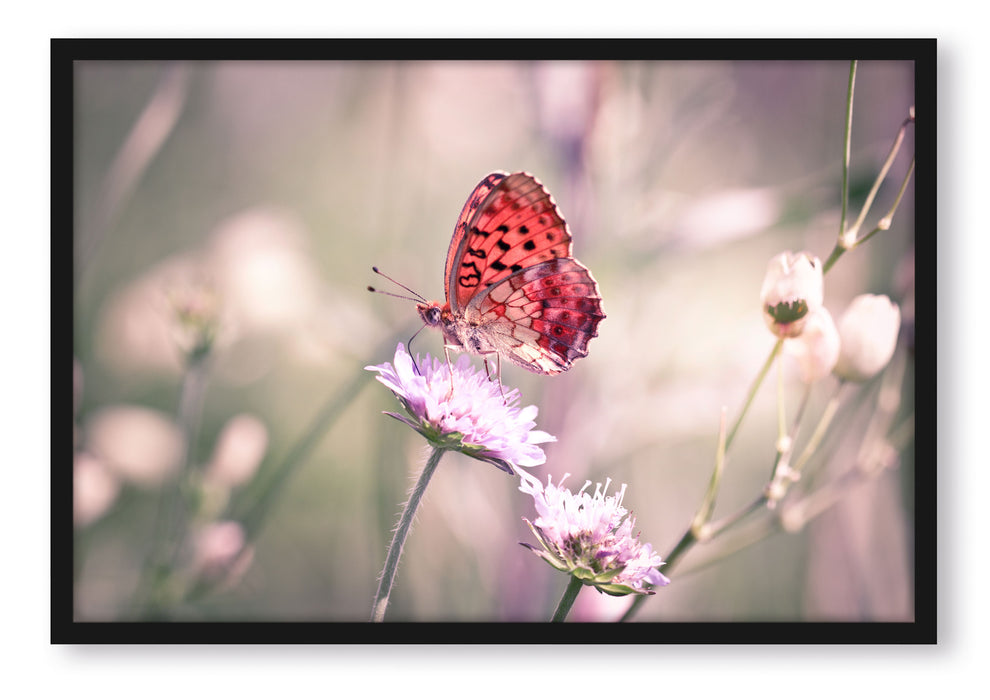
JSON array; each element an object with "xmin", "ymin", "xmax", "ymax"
[
  {"xmin": 760, "ymin": 252, "xmax": 823, "ymax": 338},
  {"xmin": 784, "ymin": 306, "xmax": 840, "ymax": 382},
  {"xmin": 833, "ymin": 294, "xmax": 901, "ymax": 382},
  {"xmin": 167, "ymin": 279, "xmax": 221, "ymax": 362},
  {"xmin": 192, "ymin": 521, "xmax": 254, "ymax": 589}
]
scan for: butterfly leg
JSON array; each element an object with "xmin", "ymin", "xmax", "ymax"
[
  {"xmin": 496, "ymin": 353, "xmax": 506, "ymax": 403},
  {"xmin": 443, "ymin": 345, "xmax": 455, "ymax": 396},
  {"xmin": 483, "ymin": 353, "xmax": 506, "ymax": 403}
]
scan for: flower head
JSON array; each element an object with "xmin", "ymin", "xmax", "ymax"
[
  {"xmin": 518, "ymin": 471, "xmax": 669, "ymax": 595},
  {"xmin": 366, "ymin": 344, "xmax": 556, "ymax": 473},
  {"xmin": 761, "ymin": 251, "xmax": 824, "ymax": 338},
  {"xmin": 167, "ymin": 278, "xmax": 221, "ymax": 362},
  {"xmin": 833, "ymin": 294, "xmax": 901, "ymax": 382}
]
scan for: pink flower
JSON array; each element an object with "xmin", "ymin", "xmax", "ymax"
[
  {"xmin": 518, "ymin": 471, "xmax": 669, "ymax": 595},
  {"xmin": 366, "ymin": 344, "xmax": 556, "ymax": 473}
]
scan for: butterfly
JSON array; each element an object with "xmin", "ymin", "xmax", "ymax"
[{"xmin": 413, "ymin": 171, "xmax": 605, "ymax": 377}]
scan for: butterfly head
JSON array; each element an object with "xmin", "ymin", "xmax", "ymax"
[{"xmin": 416, "ymin": 301, "xmax": 450, "ymax": 329}]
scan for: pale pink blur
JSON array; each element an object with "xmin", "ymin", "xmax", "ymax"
[
  {"xmin": 204, "ymin": 414, "xmax": 268, "ymax": 489},
  {"xmin": 74, "ymin": 452, "xmax": 120, "ymax": 526},
  {"xmin": 84, "ymin": 405, "xmax": 184, "ymax": 487}
]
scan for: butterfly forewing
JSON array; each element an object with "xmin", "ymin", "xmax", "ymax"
[
  {"xmin": 446, "ymin": 172, "xmax": 574, "ymax": 312},
  {"xmin": 444, "ymin": 171, "xmax": 508, "ymax": 311}
]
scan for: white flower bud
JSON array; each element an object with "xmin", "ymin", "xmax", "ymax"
[
  {"xmin": 784, "ymin": 306, "xmax": 840, "ymax": 383},
  {"xmin": 760, "ymin": 252, "xmax": 824, "ymax": 338},
  {"xmin": 833, "ymin": 294, "xmax": 901, "ymax": 382}
]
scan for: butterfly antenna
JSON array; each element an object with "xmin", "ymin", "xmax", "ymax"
[{"xmin": 368, "ymin": 266, "xmax": 427, "ymax": 303}]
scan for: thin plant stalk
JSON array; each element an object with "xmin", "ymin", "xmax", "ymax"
[
  {"xmin": 792, "ymin": 384, "xmax": 844, "ymax": 473},
  {"xmin": 839, "ymin": 60, "xmax": 857, "ymax": 238},
  {"xmin": 825, "ymin": 112, "xmax": 914, "ymax": 273},
  {"xmin": 238, "ymin": 367, "xmax": 376, "ymax": 542},
  {"xmin": 371, "ymin": 446, "xmax": 446, "ymax": 622},
  {"xmin": 856, "ymin": 158, "xmax": 915, "ymax": 249},
  {"xmin": 551, "ymin": 576, "xmax": 584, "ymax": 623},
  {"xmin": 727, "ymin": 338, "xmax": 784, "ymax": 449},
  {"xmin": 130, "ymin": 353, "xmax": 210, "ymax": 618}
]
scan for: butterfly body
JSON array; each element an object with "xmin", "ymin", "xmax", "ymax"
[{"xmin": 420, "ymin": 171, "xmax": 604, "ymax": 376}]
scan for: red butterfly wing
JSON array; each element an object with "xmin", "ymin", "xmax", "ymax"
[
  {"xmin": 473, "ymin": 257, "xmax": 605, "ymax": 374},
  {"xmin": 444, "ymin": 171, "xmax": 604, "ymax": 375},
  {"xmin": 445, "ymin": 172, "xmax": 575, "ymax": 312}
]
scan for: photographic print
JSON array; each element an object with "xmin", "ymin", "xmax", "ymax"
[{"xmin": 56, "ymin": 39, "xmax": 934, "ymax": 642}]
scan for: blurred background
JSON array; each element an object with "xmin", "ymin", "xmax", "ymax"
[{"xmin": 71, "ymin": 59, "xmax": 915, "ymax": 622}]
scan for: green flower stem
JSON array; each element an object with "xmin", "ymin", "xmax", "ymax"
[
  {"xmin": 727, "ymin": 338, "xmax": 784, "ymax": 449},
  {"xmin": 552, "ymin": 576, "xmax": 585, "ymax": 623},
  {"xmin": 131, "ymin": 353, "xmax": 210, "ymax": 618},
  {"xmin": 845, "ymin": 114, "xmax": 913, "ymax": 237},
  {"xmin": 825, "ymin": 111, "xmax": 914, "ymax": 274},
  {"xmin": 856, "ymin": 157, "xmax": 915, "ymax": 249},
  {"xmin": 776, "ymin": 348, "xmax": 787, "ymax": 452},
  {"xmin": 691, "ymin": 408, "xmax": 728, "ymax": 532},
  {"xmin": 839, "ymin": 60, "xmax": 857, "ymax": 239},
  {"xmin": 769, "ymin": 381, "xmax": 812, "ymax": 482},
  {"xmin": 792, "ymin": 383, "xmax": 844, "ymax": 473},
  {"xmin": 708, "ymin": 496, "xmax": 768, "ymax": 540},
  {"xmin": 371, "ymin": 446, "xmax": 446, "ymax": 622}
]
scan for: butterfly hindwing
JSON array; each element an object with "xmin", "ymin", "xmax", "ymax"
[
  {"xmin": 446, "ymin": 172, "xmax": 574, "ymax": 312},
  {"xmin": 470, "ymin": 258, "xmax": 605, "ymax": 374}
]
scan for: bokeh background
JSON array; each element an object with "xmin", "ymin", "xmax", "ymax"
[{"xmin": 71, "ymin": 59, "xmax": 915, "ymax": 622}]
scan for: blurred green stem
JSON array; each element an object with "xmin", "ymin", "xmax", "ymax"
[
  {"xmin": 186, "ymin": 340, "xmax": 395, "ymax": 605},
  {"xmin": 238, "ymin": 367, "xmax": 375, "ymax": 543},
  {"xmin": 371, "ymin": 446, "xmax": 446, "ymax": 622},
  {"xmin": 551, "ymin": 576, "xmax": 584, "ymax": 623},
  {"xmin": 792, "ymin": 382, "xmax": 844, "ymax": 473},
  {"xmin": 131, "ymin": 352, "xmax": 210, "ymax": 618}
]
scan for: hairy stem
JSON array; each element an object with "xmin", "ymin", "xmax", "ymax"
[{"xmin": 371, "ymin": 446, "xmax": 446, "ymax": 622}]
